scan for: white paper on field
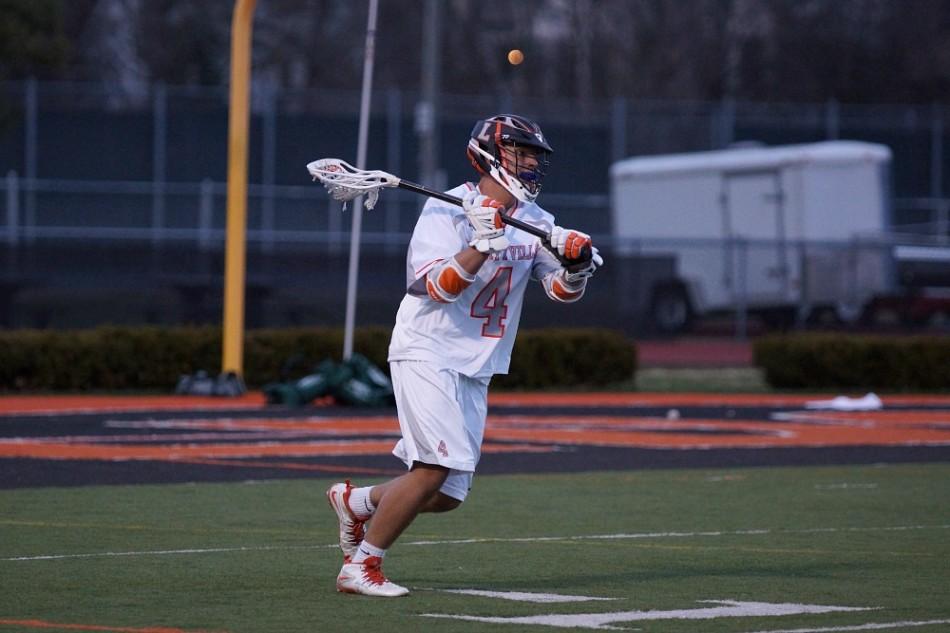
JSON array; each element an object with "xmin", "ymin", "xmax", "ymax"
[{"xmin": 804, "ymin": 393, "xmax": 883, "ymax": 411}]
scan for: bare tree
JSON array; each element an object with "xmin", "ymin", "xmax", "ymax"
[
  {"xmin": 0, "ymin": 0, "xmax": 69, "ymax": 81},
  {"xmin": 45, "ymin": 0, "xmax": 950, "ymax": 105}
]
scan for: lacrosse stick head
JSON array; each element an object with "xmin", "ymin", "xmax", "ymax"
[{"xmin": 306, "ymin": 158, "xmax": 399, "ymax": 210}]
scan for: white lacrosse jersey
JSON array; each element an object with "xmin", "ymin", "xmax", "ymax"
[{"xmin": 388, "ymin": 182, "xmax": 564, "ymax": 379}]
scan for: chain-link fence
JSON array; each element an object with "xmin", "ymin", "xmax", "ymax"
[
  {"xmin": 2, "ymin": 233, "xmax": 947, "ymax": 336},
  {"xmin": 1, "ymin": 79, "xmax": 949, "ymax": 334}
]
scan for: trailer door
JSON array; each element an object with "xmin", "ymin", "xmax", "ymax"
[{"xmin": 723, "ymin": 171, "xmax": 792, "ymax": 305}]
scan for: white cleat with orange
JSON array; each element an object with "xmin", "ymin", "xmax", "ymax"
[
  {"xmin": 336, "ymin": 556, "xmax": 409, "ymax": 597},
  {"xmin": 325, "ymin": 480, "xmax": 365, "ymax": 563}
]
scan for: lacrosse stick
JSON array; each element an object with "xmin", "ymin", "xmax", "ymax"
[{"xmin": 306, "ymin": 158, "xmax": 591, "ymax": 267}]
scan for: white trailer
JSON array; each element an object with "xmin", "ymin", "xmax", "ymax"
[{"xmin": 609, "ymin": 141, "xmax": 894, "ymax": 332}]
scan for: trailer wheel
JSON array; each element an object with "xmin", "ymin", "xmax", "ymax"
[{"xmin": 650, "ymin": 284, "xmax": 692, "ymax": 334}]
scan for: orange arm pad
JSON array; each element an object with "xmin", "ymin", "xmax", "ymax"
[
  {"xmin": 426, "ymin": 257, "xmax": 477, "ymax": 303},
  {"xmin": 543, "ymin": 271, "xmax": 586, "ymax": 303}
]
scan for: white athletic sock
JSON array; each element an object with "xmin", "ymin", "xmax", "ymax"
[
  {"xmin": 352, "ymin": 540, "xmax": 386, "ymax": 564},
  {"xmin": 348, "ymin": 486, "xmax": 376, "ymax": 520}
]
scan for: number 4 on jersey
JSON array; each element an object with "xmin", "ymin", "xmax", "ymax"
[{"xmin": 470, "ymin": 267, "xmax": 512, "ymax": 338}]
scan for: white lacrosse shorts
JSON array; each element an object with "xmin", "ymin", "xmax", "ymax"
[{"xmin": 389, "ymin": 360, "xmax": 489, "ymax": 502}]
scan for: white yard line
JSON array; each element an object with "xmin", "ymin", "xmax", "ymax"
[
  {"xmin": 2, "ymin": 544, "xmax": 332, "ymax": 561},
  {"xmin": 740, "ymin": 619, "xmax": 950, "ymax": 633},
  {"xmin": 813, "ymin": 484, "xmax": 879, "ymax": 490},
  {"xmin": 421, "ymin": 600, "xmax": 874, "ymax": 629},
  {"xmin": 440, "ymin": 589, "xmax": 618, "ymax": 603},
  {"xmin": 3, "ymin": 523, "xmax": 948, "ymax": 562}
]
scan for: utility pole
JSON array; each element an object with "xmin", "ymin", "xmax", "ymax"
[{"xmin": 417, "ymin": 0, "xmax": 442, "ymax": 189}]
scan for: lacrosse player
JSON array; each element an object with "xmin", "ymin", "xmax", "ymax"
[{"xmin": 327, "ymin": 114, "xmax": 603, "ymax": 596}]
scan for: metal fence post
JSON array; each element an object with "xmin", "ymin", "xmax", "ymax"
[
  {"xmin": 5, "ymin": 171, "xmax": 18, "ymax": 246},
  {"xmin": 199, "ymin": 178, "xmax": 214, "ymax": 251},
  {"xmin": 825, "ymin": 99, "xmax": 840, "ymax": 140},
  {"xmin": 417, "ymin": 0, "xmax": 441, "ymax": 188},
  {"xmin": 932, "ymin": 102, "xmax": 944, "ymax": 228},
  {"xmin": 938, "ymin": 200, "xmax": 950, "ymax": 245},
  {"xmin": 716, "ymin": 97, "xmax": 735, "ymax": 149},
  {"xmin": 261, "ymin": 80, "xmax": 277, "ymax": 254},
  {"xmin": 24, "ymin": 78, "xmax": 37, "ymax": 243},
  {"xmin": 735, "ymin": 237, "xmax": 748, "ymax": 340},
  {"xmin": 327, "ymin": 201, "xmax": 341, "ymax": 253},
  {"xmin": 611, "ymin": 96, "xmax": 627, "ymax": 163},
  {"xmin": 152, "ymin": 82, "xmax": 167, "ymax": 244},
  {"xmin": 848, "ymin": 238, "xmax": 859, "ymax": 310},
  {"xmin": 795, "ymin": 240, "xmax": 808, "ymax": 329},
  {"xmin": 385, "ymin": 88, "xmax": 402, "ymax": 253}
]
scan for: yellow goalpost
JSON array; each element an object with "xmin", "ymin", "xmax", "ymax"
[{"xmin": 221, "ymin": 0, "xmax": 256, "ymax": 376}]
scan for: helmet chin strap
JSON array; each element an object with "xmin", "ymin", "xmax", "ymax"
[
  {"xmin": 474, "ymin": 146, "xmax": 538, "ymax": 203},
  {"xmin": 491, "ymin": 162, "xmax": 535, "ymax": 203}
]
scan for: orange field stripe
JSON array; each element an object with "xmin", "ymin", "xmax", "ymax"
[
  {"xmin": 488, "ymin": 427, "xmax": 950, "ymax": 449},
  {"xmin": 0, "ymin": 618, "xmax": 225, "ymax": 633},
  {"xmin": 487, "ymin": 392, "xmax": 950, "ymax": 407},
  {"xmin": 118, "ymin": 417, "xmax": 402, "ymax": 433},
  {"xmin": 484, "ymin": 414, "xmax": 950, "ymax": 448},
  {"xmin": 99, "ymin": 410, "xmax": 950, "ymax": 435},
  {"xmin": 169, "ymin": 445, "xmax": 555, "ymax": 475},
  {"xmin": 169, "ymin": 458, "xmax": 405, "ymax": 476},
  {"xmin": 0, "ymin": 394, "xmax": 267, "ymax": 416},
  {"xmin": 0, "ymin": 439, "xmax": 555, "ymax": 461},
  {"xmin": 2, "ymin": 411, "xmax": 948, "ymax": 460},
  {"xmin": 0, "ymin": 440, "xmax": 396, "ymax": 460},
  {"xmin": 3, "ymin": 392, "xmax": 950, "ymax": 417}
]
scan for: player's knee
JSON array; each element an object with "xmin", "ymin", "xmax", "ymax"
[
  {"xmin": 437, "ymin": 492, "xmax": 463, "ymax": 512},
  {"xmin": 410, "ymin": 461, "xmax": 450, "ymax": 493},
  {"xmin": 425, "ymin": 491, "xmax": 462, "ymax": 513}
]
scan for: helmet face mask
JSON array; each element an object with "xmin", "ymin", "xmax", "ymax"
[{"xmin": 467, "ymin": 114, "xmax": 553, "ymax": 203}]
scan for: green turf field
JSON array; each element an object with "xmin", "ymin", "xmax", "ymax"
[{"xmin": 2, "ymin": 464, "xmax": 949, "ymax": 633}]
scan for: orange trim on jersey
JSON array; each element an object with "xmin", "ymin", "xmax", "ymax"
[{"xmin": 415, "ymin": 257, "xmax": 445, "ymax": 279}]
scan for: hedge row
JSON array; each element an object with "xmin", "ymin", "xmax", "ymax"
[
  {"xmin": 753, "ymin": 334, "xmax": 950, "ymax": 391},
  {"xmin": 0, "ymin": 326, "xmax": 636, "ymax": 392}
]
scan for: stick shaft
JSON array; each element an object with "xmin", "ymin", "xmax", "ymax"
[
  {"xmin": 396, "ymin": 179, "xmax": 550, "ymax": 239},
  {"xmin": 395, "ymin": 179, "xmax": 593, "ymax": 266}
]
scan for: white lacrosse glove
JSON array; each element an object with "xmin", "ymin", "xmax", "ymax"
[
  {"xmin": 563, "ymin": 245, "xmax": 604, "ymax": 283},
  {"xmin": 550, "ymin": 226, "xmax": 604, "ymax": 283},
  {"xmin": 462, "ymin": 190, "xmax": 509, "ymax": 254}
]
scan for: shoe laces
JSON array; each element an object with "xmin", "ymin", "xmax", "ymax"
[
  {"xmin": 344, "ymin": 526, "xmax": 365, "ymax": 550},
  {"xmin": 361, "ymin": 556, "xmax": 388, "ymax": 586},
  {"xmin": 341, "ymin": 480, "xmax": 366, "ymax": 544}
]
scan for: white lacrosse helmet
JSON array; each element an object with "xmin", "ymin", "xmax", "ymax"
[{"xmin": 466, "ymin": 114, "xmax": 553, "ymax": 203}]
